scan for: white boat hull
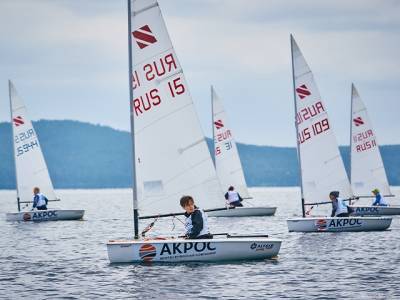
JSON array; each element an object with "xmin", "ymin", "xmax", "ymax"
[
  {"xmin": 207, "ymin": 206, "xmax": 276, "ymax": 217},
  {"xmin": 6, "ymin": 210, "xmax": 85, "ymax": 222},
  {"xmin": 349, "ymin": 205, "xmax": 400, "ymax": 216},
  {"xmin": 287, "ymin": 217, "xmax": 392, "ymax": 232},
  {"xmin": 107, "ymin": 238, "xmax": 282, "ymax": 263}
]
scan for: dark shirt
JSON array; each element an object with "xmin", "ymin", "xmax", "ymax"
[{"xmin": 184, "ymin": 209, "xmax": 204, "ymax": 239}]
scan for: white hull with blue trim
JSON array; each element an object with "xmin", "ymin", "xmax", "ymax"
[
  {"xmin": 287, "ymin": 216, "xmax": 392, "ymax": 232},
  {"xmin": 107, "ymin": 237, "xmax": 281, "ymax": 263},
  {"xmin": 6, "ymin": 210, "xmax": 85, "ymax": 222},
  {"xmin": 349, "ymin": 205, "xmax": 400, "ymax": 216},
  {"xmin": 207, "ymin": 206, "xmax": 276, "ymax": 217}
]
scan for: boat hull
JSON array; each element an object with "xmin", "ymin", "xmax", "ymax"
[
  {"xmin": 6, "ymin": 210, "xmax": 85, "ymax": 222},
  {"xmin": 207, "ymin": 206, "xmax": 276, "ymax": 217},
  {"xmin": 349, "ymin": 205, "xmax": 400, "ymax": 216},
  {"xmin": 287, "ymin": 217, "xmax": 392, "ymax": 232},
  {"xmin": 107, "ymin": 238, "xmax": 282, "ymax": 263}
]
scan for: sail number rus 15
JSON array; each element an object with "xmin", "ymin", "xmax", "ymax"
[
  {"xmin": 296, "ymin": 101, "xmax": 330, "ymax": 144},
  {"xmin": 131, "ymin": 53, "xmax": 186, "ymax": 116},
  {"xmin": 14, "ymin": 129, "xmax": 39, "ymax": 156}
]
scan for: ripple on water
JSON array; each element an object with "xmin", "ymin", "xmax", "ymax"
[{"xmin": 1, "ymin": 188, "xmax": 400, "ymax": 299}]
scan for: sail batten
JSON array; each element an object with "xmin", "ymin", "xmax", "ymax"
[
  {"xmin": 9, "ymin": 81, "xmax": 57, "ymax": 204},
  {"xmin": 130, "ymin": 0, "xmax": 224, "ymax": 217},
  {"xmin": 350, "ymin": 84, "xmax": 391, "ymax": 196},
  {"xmin": 290, "ymin": 36, "xmax": 352, "ymax": 204},
  {"xmin": 212, "ymin": 86, "xmax": 250, "ymax": 198}
]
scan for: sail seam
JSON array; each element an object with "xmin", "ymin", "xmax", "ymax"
[
  {"xmin": 135, "ymin": 102, "xmax": 193, "ymax": 135},
  {"xmin": 132, "ymin": 3, "xmax": 158, "ymax": 16}
]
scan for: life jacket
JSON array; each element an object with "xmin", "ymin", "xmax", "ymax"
[
  {"xmin": 375, "ymin": 193, "xmax": 388, "ymax": 206},
  {"xmin": 36, "ymin": 193, "xmax": 47, "ymax": 207},
  {"xmin": 334, "ymin": 197, "xmax": 348, "ymax": 216},
  {"xmin": 227, "ymin": 191, "xmax": 240, "ymax": 203},
  {"xmin": 184, "ymin": 209, "xmax": 209, "ymax": 238}
]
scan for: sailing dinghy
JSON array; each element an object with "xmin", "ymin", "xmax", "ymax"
[
  {"xmin": 107, "ymin": 0, "xmax": 281, "ymax": 263},
  {"xmin": 348, "ymin": 84, "xmax": 400, "ymax": 216},
  {"xmin": 5, "ymin": 81, "xmax": 84, "ymax": 222},
  {"xmin": 208, "ymin": 86, "xmax": 276, "ymax": 217},
  {"xmin": 286, "ymin": 36, "xmax": 391, "ymax": 232}
]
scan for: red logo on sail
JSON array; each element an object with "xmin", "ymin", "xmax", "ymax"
[
  {"xmin": 13, "ymin": 116, "xmax": 24, "ymax": 127},
  {"xmin": 132, "ymin": 25, "xmax": 157, "ymax": 49},
  {"xmin": 139, "ymin": 244, "xmax": 157, "ymax": 261},
  {"xmin": 353, "ymin": 117, "xmax": 364, "ymax": 127},
  {"xmin": 296, "ymin": 84, "xmax": 311, "ymax": 100},
  {"xmin": 214, "ymin": 120, "xmax": 224, "ymax": 129}
]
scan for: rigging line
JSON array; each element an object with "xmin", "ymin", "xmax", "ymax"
[
  {"xmin": 173, "ymin": 215, "xmax": 185, "ymax": 226},
  {"xmin": 141, "ymin": 215, "xmax": 159, "ymax": 237}
]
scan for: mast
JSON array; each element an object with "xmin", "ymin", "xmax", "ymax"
[
  {"xmin": 127, "ymin": 0, "xmax": 139, "ymax": 239},
  {"xmin": 290, "ymin": 35, "xmax": 305, "ymax": 217},
  {"xmin": 349, "ymin": 83, "xmax": 354, "ymax": 204},
  {"xmin": 211, "ymin": 85, "xmax": 215, "ymax": 166},
  {"xmin": 8, "ymin": 80, "xmax": 21, "ymax": 212}
]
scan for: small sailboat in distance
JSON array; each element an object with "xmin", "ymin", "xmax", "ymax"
[
  {"xmin": 107, "ymin": 0, "xmax": 281, "ymax": 263},
  {"xmin": 207, "ymin": 86, "xmax": 276, "ymax": 217},
  {"xmin": 6, "ymin": 81, "xmax": 84, "ymax": 222},
  {"xmin": 348, "ymin": 83, "xmax": 400, "ymax": 215},
  {"xmin": 286, "ymin": 36, "xmax": 391, "ymax": 232}
]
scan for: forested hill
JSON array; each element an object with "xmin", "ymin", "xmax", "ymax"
[{"xmin": 0, "ymin": 120, "xmax": 399, "ymax": 188}]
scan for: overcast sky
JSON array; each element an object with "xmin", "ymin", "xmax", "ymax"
[{"xmin": 0, "ymin": 0, "xmax": 399, "ymax": 146}]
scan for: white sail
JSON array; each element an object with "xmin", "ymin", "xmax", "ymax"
[
  {"xmin": 9, "ymin": 81, "xmax": 57, "ymax": 203},
  {"xmin": 212, "ymin": 86, "xmax": 250, "ymax": 198},
  {"xmin": 350, "ymin": 84, "xmax": 391, "ymax": 196},
  {"xmin": 290, "ymin": 36, "xmax": 352, "ymax": 203},
  {"xmin": 130, "ymin": 0, "xmax": 224, "ymax": 217}
]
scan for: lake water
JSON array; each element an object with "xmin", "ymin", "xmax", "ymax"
[{"xmin": 1, "ymin": 187, "xmax": 399, "ymax": 299}]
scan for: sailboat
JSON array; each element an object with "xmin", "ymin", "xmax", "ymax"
[
  {"xmin": 348, "ymin": 84, "xmax": 400, "ymax": 215},
  {"xmin": 286, "ymin": 36, "xmax": 391, "ymax": 232},
  {"xmin": 207, "ymin": 86, "xmax": 276, "ymax": 217},
  {"xmin": 5, "ymin": 81, "xmax": 84, "ymax": 222},
  {"xmin": 107, "ymin": 0, "xmax": 281, "ymax": 263}
]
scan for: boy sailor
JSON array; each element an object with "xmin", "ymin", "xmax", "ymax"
[
  {"xmin": 329, "ymin": 191, "xmax": 349, "ymax": 217},
  {"xmin": 32, "ymin": 187, "xmax": 48, "ymax": 211},
  {"xmin": 224, "ymin": 186, "xmax": 243, "ymax": 207},
  {"xmin": 371, "ymin": 188, "xmax": 388, "ymax": 206},
  {"xmin": 180, "ymin": 196, "xmax": 212, "ymax": 239}
]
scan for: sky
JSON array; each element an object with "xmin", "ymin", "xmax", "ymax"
[{"xmin": 0, "ymin": 0, "xmax": 399, "ymax": 146}]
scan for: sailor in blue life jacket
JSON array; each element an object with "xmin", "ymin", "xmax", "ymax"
[
  {"xmin": 180, "ymin": 195, "xmax": 212, "ymax": 239},
  {"xmin": 371, "ymin": 188, "xmax": 388, "ymax": 206},
  {"xmin": 32, "ymin": 187, "xmax": 48, "ymax": 211},
  {"xmin": 224, "ymin": 186, "xmax": 243, "ymax": 207},
  {"xmin": 329, "ymin": 191, "xmax": 350, "ymax": 217}
]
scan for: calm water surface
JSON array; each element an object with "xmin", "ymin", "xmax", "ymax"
[{"xmin": 1, "ymin": 187, "xmax": 399, "ymax": 299}]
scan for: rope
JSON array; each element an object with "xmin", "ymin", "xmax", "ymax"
[{"xmin": 141, "ymin": 216, "xmax": 159, "ymax": 237}]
